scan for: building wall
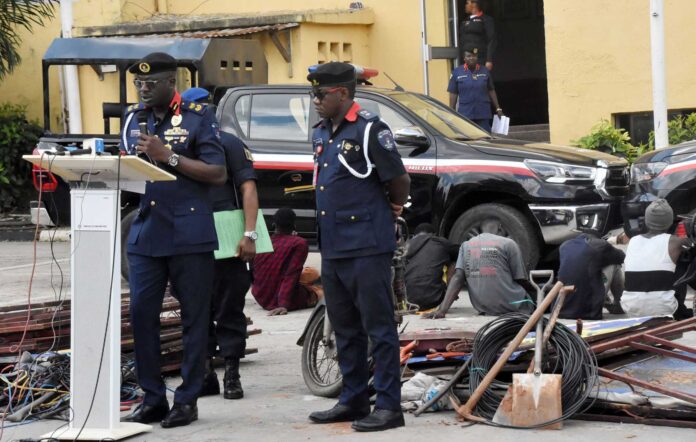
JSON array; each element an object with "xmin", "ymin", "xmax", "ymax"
[
  {"xmin": 545, "ymin": 0, "xmax": 696, "ymax": 145},
  {"xmin": 0, "ymin": 14, "xmax": 62, "ymax": 131},
  {"xmin": 1, "ymin": 0, "xmax": 455, "ymax": 133}
]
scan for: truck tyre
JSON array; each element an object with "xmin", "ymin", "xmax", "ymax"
[
  {"xmin": 120, "ymin": 209, "xmax": 137, "ymax": 282},
  {"xmin": 448, "ymin": 203, "xmax": 540, "ymax": 270}
]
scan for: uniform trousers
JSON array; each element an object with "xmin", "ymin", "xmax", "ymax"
[
  {"xmin": 321, "ymin": 253, "xmax": 401, "ymax": 411},
  {"xmin": 207, "ymin": 258, "xmax": 251, "ymax": 359},
  {"xmin": 128, "ymin": 252, "xmax": 213, "ymax": 406},
  {"xmin": 472, "ymin": 118, "xmax": 491, "ymax": 132}
]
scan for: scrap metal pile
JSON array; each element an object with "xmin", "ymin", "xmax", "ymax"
[
  {"xmin": 0, "ymin": 287, "xmax": 260, "ymax": 424},
  {"xmin": 400, "ymin": 285, "xmax": 696, "ymax": 429}
]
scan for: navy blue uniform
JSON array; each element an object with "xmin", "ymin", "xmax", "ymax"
[
  {"xmin": 208, "ymin": 132, "xmax": 257, "ymax": 360},
  {"xmin": 313, "ymin": 102, "xmax": 407, "ymax": 411},
  {"xmin": 121, "ymin": 95, "xmax": 225, "ymax": 407},
  {"xmin": 447, "ymin": 64, "xmax": 495, "ymax": 131}
]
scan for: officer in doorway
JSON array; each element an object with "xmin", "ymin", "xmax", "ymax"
[
  {"xmin": 306, "ymin": 62, "xmax": 411, "ymax": 432},
  {"xmin": 120, "ymin": 53, "xmax": 226, "ymax": 428},
  {"xmin": 448, "ymin": 46, "xmax": 503, "ymax": 132},
  {"xmin": 459, "ymin": 0, "xmax": 497, "ymax": 70},
  {"xmin": 179, "ymin": 87, "xmax": 259, "ymax": 401}
]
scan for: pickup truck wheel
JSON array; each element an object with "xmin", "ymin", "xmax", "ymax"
[
  {"xmin": 120, "ymin": 209, "xmax": 137, "ymax": 282},
  {"xmin": 448, "ymin": 203, "xmax": 540, "ymax": 270}
]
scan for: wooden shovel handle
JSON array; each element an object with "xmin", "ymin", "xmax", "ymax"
[
  {"xmin": 456, "ymin": 281, "xmax": 569, "ymax": 419},
  {"xmin": 526, "ymin": 286, "xmax": 574, "ymax": 374}
]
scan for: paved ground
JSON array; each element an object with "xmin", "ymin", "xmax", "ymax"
[{"xmin": 0, "ymin": 241, "xmax": 694, "ymax": 441}]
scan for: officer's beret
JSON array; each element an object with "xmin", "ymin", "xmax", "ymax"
[
  {"xmin": 463, "ymin": 45, "xmax": 480, "ymax": 55},
  {"xmin": 128, "ymin": 52, "xmax": 177, "ymax": 75},
  {"xmin": 181, "ymin": 87, "xmax": 211, "ymax": 103},
  {"xmin": 307, "ymin": 62, "xmax": 356, "ymax": 87}
]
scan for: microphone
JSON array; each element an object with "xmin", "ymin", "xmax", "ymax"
[{"xmin": 137, "ymin": 112, "xmax": 149, "ymax": 136}]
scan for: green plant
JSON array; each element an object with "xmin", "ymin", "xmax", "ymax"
[
  {"xmin": 648, "ymin": 112, "xmax": 696, "ymax": 149},
  {"xmin": 0, "ymin": 103, "xmax": 43, "ymax": 211},
  {"xmin": 0, "ymin": 0, "xmax": 58, "ymax": 79},
  {"xmin": 573, "ymin": 120, "xmax": 653, "ymax": 163}
]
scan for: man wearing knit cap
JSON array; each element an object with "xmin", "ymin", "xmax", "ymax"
[{"xmin": 621, "ymin": 199, "xmax": 691, "ymax": 317}]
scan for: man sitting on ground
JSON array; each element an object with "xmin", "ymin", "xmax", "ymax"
[
  {"xmin": 404, "ymin": 223, "xmax": 460, "ymax": 311},
  {"xmin": 557, "ymin": 232, "xmax": 625, "ymax": 320},
  {"xmin": 621, "ymin": 199, "xmax": 691, "ymax": 317},
  {"xmin": 423, "ymin": 218, "xmax": 534, "ymax": 318},
  {"xmin": 251, "ymin": 208, "xmax": 318, "ymax": 316}
]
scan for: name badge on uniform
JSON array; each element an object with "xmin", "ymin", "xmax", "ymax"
[{"xmin": 130, "ymin": 129, "xmax": 141, "ymax": 137}]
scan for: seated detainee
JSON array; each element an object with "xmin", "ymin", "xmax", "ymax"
[
  {"xmin": 422, "ymin": 218, "xmax": 534, "ymax": 319},
  {"xmin": 404, "ymin": 223, "xmax": 460, "ymax": 311},
  {"xmin": 251, "ymin": 208, "xmax": 318, "ymax": 316},
  {"xmin": 557, "ymin": 232, "xmax": 625, "ymax": 319},
  {"xmin": 621, "ymin": 199, "xmax": 691, "ymax": 317}
]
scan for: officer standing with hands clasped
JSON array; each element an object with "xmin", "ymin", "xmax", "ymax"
[
  {"xmin": 179, "ymin": 88, "xmax": 259, "ymax": 401},
  {"xmin": 120, "ymin": 53, "xmax": 226, "ymax": 428},
  {"xmin": 306, "ymin": 62, "xmax": 411, "ymax": 432}
]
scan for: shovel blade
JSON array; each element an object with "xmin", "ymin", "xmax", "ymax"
[{"xmin": 510, "ymin": 373, "xmax": 563, "ymax": 429}]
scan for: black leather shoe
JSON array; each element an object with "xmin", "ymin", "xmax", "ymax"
[
  {"xmin": 160, "ymin": 403, "xmax": 198, "ymax": 428},
  {"xmin": 223, "ymin": 358, "xmax": 243, "ymax": 400},
  {"xmin": 352, "ymin": 409, "xmax": 405, "ymax": 432},
  {"xmin": 309, "ymin": 403, "xmax": 370, "ymax": 424},
  {"xmin": 200, "ymin": 368, "xmax": 220, "ymax": 397},
  {"xmin": 121, "ymin": 402, "xmax": 169, "ymax": 424}
]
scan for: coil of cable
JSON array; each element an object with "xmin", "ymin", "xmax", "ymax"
[{"xmin": 467, "ymin": 312, "xmax": 598, "ymax": 428}]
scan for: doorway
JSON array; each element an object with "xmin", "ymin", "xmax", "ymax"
[{"xmin": 451, "ymin": 0, "xmax": 548, "ymax": 126}]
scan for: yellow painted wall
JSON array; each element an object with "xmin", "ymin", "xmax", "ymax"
[
  {"xmin": 545, "ymin": 0, "xmax": 696, "ymax": 145},
  {"xmin": 0, "ymin": 14, "xmax": 62, "ymax": 131}
]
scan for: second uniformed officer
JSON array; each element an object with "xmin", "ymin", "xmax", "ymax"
[
  {"xmin": 120, "ymin": 53, "xmax": 226, "ymax": 428},
  {"xmin": 306, "ymin": 62, "xmax": 411, "ymax": 432}
]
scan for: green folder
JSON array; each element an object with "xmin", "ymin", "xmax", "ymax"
[{"xmin": 213, "ymin": 209, "xmax": 273, "ymax": 260}]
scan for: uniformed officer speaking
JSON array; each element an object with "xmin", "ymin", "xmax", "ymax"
[
  {"xmin": 120, "ymin": 53, "xmax": 227, "ymax": 428},
  {"xmin": 306, "ymin": 62, "xmax": 411, "ymax": 432}
]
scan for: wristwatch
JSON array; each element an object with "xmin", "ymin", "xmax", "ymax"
[
  {"xmin": 244, "ymin": 231, "xmax": 258, "ymax": 242},
  {"xmin": 167, "ymin": 153, "xmax": 180, "ymax": 167}
]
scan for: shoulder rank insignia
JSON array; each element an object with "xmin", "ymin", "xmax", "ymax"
[
  {"xmin": 356, "ymin": 109, "xmax": 378, "ymax": 121},
  {"xmin": 126, "ymin": 103, "xmax": 144, "ymax": 114},
  {"xmin": 243, "ymin": 147, "xmax": 254, "ymax": 162}
]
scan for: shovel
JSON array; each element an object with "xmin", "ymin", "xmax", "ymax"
[{"xmin": 493, "ymin": 270, "xmax": 563, "ymax": 429}]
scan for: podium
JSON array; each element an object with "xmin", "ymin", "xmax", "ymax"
[{"xmin": 23, "ymin": 154, "xmax": 175, "ymax": 440}]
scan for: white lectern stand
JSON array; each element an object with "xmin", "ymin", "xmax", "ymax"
[{"xmin": 23, "ymin": 154, "xmax": 175, "ymax": 440}]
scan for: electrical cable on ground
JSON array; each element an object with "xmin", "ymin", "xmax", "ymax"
[{"xmin": 466, "ymin": 312, "xmax": 598, "ymax": 429}]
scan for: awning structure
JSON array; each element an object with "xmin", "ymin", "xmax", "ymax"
[
  {"xmin": 134, "ymin": 23, "xmax": 299, "ymax": 39},
  {"xmin": 43, "ymin": 37, "xmax": 214, "ymax": 67}
]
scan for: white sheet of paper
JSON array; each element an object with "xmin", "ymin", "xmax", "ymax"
[{"xmin": 492, "ymin": 115, "xmax": 510, "ymax": 135}]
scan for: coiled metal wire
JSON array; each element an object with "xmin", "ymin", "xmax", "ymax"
[{"xmin": 468, "ymin": 312, "xmax": 598, "ymax": 428}]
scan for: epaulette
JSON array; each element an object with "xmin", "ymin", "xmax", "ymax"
[
  {"xmin": 182, "ymin": 99, "xmax": 207, "ymax": 115},
  {"xmin": 356, "ymin": 109, "xmax": 379, "ymax": 121},
  {"xmin": 125, "ymin": 103, "xmax": 145, "ymax": 114}
]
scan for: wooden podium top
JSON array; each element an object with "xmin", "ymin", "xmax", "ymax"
[{"xmin": 23, "ymin": 155, "xmax": 176, "ymax": 183}]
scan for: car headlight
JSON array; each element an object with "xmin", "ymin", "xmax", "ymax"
[
  {"xmin": 630, "ymin": 162, "xmax": 667, "ymax": 183},
  {"xmin": 524, "ymin": 160, "xmax": 596, "ymax": 184}
]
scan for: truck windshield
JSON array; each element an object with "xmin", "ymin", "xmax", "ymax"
[{"xmin": 388, "ymin": 92, "xmax": 491, "ymax": 140}]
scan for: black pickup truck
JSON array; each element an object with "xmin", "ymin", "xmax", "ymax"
[
  {"xmin": 215, "ymin": 85, "xmax": 629, "ymax": 268},
  {"xmin": 32, "ymin": 85, "xmax": 629, "ymax": 271},
  {"xmin": 622, "ymin": 140, "xmax": 696, "ymax": 236}
]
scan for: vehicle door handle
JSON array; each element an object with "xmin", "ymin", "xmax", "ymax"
[{"xmin": 290, "ymin": 173, "xmax": 303, "ymax": 182}]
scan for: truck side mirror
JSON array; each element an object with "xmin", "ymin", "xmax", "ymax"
[{"xmin": 394, "ymin": 126, "xmax": 430, "ymax": 148}]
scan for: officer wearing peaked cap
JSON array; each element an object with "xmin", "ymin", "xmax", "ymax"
[
  {"xmin": 306, "ymin": 62, "xmax": 411, "ymax": 432},
  {"xmin": 120, "ymin": 52, "xmax": 227, "ymax": 428}
]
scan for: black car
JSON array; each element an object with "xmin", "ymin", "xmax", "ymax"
[
  {"xmin": 622, "ymin": 140, "xmax": 696, "ymax": 236},
  {"xmin": 216, "ymin": 85, "xmax": 629, "ymax": 268}
]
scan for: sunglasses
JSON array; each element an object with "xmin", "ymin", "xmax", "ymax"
[
  {"xmin": 311, "ymin": 87, "xmax": 342, "ymax": 101},
  {"xmin": 133, "ymin": 78, "xmax": 167, "ymax": 89}
]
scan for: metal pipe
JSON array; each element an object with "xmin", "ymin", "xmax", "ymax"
[
  {"xmin": 650, "ymin": 0, "xmax": 668, "ymax": 149},
  {"xmin": 59, "ymin": 0, "xmax": 83, "ymax": 133},
  {"xmin": 452, "ymin": 0, "xmax": 459, "ymax": 66},
  {"xmin": 627, "ymin": 341, "xmax": 696, "ymax": 364},
  {"xmin": 597, "ymin": 367, "xmax": 696, "ymax": 405},
  {"xmin": 590, "ymin": 317, "xmax": 696, "ymax": 354},
  {"xmin": 419, "ymin": 0, "xmax": 429, "ymax": 95}
]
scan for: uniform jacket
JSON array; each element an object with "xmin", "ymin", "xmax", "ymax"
[
  {"xmin": 120, "ymin": 92, "xmax": 226, "ymax": 257},
  {"xmin": 312, "ymin": 102, "xmax": 407, "ymax": 259}
]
